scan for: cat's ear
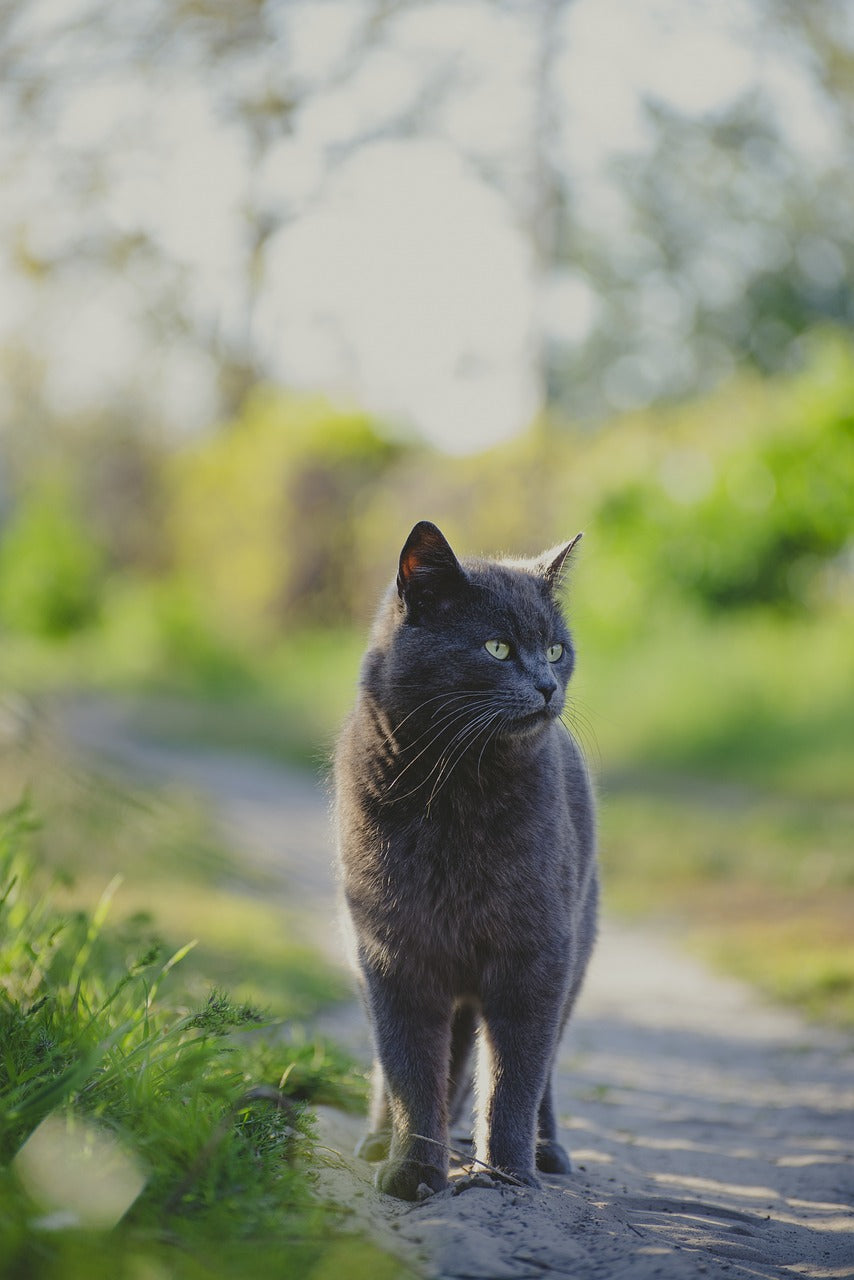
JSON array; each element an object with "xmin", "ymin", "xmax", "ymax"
[
  {"xmin": 397, "ymin": 521, "xmax": 465, "ymax": 601},
  {"xmin": 541, "ymin": 532, "xmax": 583, "ymax": 591}
]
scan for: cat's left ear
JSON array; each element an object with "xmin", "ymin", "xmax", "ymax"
[{"xmin": 541, "ymin": 532, "xmax": 583, "ymax": 592}]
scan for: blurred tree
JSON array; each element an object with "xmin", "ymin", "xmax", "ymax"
[
  {"xmin": 167, "ymin": 392, "xmax": 400, "ymax": 636},
  {"xmin": 0, "ymin": 0, "xmax": 464, "ymax": 432},
  {"xmin": 0, "ymin": 0, "xmax": 852, "ymax": 442},
  {"xmin": 766, "ymin": 0, "xmax": 854, "ymax": 124},
  {"xmin": 551, "ymin": 0, "xmax": 854, "ymax": 419}
]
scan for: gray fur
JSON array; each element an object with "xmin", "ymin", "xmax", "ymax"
[{"xmin": 334, "ymin": 521, "xmax": 598, "ymax": 1201}]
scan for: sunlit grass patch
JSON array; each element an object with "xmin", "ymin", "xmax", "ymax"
[
  {"xmin": 0, "ymin": 721, "xmax": 243, "ymax": 887},
  {"xmin": 0, "ymin": 724, "xmax": 347, "ymax": 1017},
  {"xmin": 638, "ymin": 879, "xmax": 854, "ymax": 1029},
  {"xmin": 0, "ymin": 794, "xmax": 390, "ymax": 1280},
  {"xmin": 577, "ymin": 607, "xmax": 854, "ymax": 801},
  {"xmin": 54, "ymin": 874, "xmax": 350, "ymax": 1018},
  {"xmin": 0, "ymin": 617, "xmax": 365, "ymax": 768},
  {"xmin": 697, "ymin": 905, "xmax": 854, "ymax": 1028},
  {"xmin": 600, "ymin": 780, "xmax": 854, "ymax": 1028},
  {"xmin": 600, "ymin": 777, "xmax": 853, "ymax": 905}
]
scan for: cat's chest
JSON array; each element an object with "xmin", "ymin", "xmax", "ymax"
[
  {"xmin": 395, "ymin": 800, "xmax": 569, "ymax": 943},
  {"xmin": 341, "ymin": 738, "xmax": 580, "ymax": 955}
]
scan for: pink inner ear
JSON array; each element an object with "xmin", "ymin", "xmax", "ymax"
[
  {"xmin": 401, "ymin": 551, "xmax": 422, "ymax": 582},
  {"xmin": 398, "ymin": 522, "xmax": 463, "ymax": 599}
]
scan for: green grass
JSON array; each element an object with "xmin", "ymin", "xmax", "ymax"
[
  {"xmin": 0, "ymin": 621, "xmax": 365, "ymax": 768},
  {"xmin": 698, "ymin": 906, "xmax": 854, "ymax": 1027},
  {"xmin": 0, "ymin": 725, "xmax": 349, "ymax": 1018},
  {"xmin": 0, "ymin": 760, "xmax": 405, "ymax": 1280},
  {"xmin": 599, "ymin": 776, "xmax": 854, "ymax": 1027},
  {"xmin": 575, "ymin": 603, "xmax": 854, "ymax": 1028},
  {"xmin": 600, "ymin": 774, "xmax": 852, "ymax": 895},
  {"xmin": 573, "ymin": 605, "xmax": 854, "ymax": 801}
]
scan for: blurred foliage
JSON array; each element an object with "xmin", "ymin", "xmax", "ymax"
[
  {"xmin": 0, "ymin": 478, "xmax": 104, "ymax": 637},
  {"xmin": 167, "ymin": 393, "xmax": 400, "ymax": 636},
  {"xmin": 2, "ymin": 0, "xmax": 853, "ymax": 427},
  {"xmin": 647, "ymin": 341, "xmax": 852, "ymax": 610},
  {"xmin": 0, "ymin": 337, "xmax": 852, "ymax": 1031},
  {"xmin": 600, "ymin": 781, "xmax": 854, "ymax": 1027},
  {"xmin": 1, "ymin": 334, "xmax": 852, "ymax": 741},
  {"xmin": 572, "ymin": 333, "xmax": 854, "ymax": 625},
  {"xmin": 160, "ymin": 334, "xmax": 854, "ymax": 640}
]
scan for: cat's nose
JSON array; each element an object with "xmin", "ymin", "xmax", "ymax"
[{"xmin": 537, "ymin": 680, "xmax": 557, "ymax": 705}]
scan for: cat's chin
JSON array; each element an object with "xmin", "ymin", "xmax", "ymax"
[{"xmin": 507, "ymin": 708, "xmax": 559, "ymax": 738}]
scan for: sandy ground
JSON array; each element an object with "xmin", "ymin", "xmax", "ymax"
[{"xmin": 60, "ymin": 696, "xmax": 854, "ymax": 1280}]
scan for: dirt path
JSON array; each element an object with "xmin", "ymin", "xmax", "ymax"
[{"xmin": 60, "ymin": 697, "xmax": 854, "ymax": 1280}]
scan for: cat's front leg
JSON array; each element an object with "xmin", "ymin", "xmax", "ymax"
[
  {"xmin": 364, "ymin": 968, "xmax": 452, "ymax": 1201},
  {"xmin": 477, "ymin": 981, "xmax": 564, "ymax": 1188}
]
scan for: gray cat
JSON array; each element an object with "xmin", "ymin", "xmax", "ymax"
[{"xmin": 334, "ymin": 521, "xmax": 598, "ymax": 1201}]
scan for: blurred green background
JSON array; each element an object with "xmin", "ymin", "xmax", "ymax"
[
  {"xmin": 2, "ymin": 339, "xmax": 851, "ymax": 1024},
  {"xmin": 2, "ymin": 0, "xmax": 853, "ymax": 1045},
  {"xmin": 1, "ymin": 2, "xmax": 853, "ymax": 1275}
]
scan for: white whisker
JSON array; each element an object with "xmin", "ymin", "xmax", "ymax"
[
  {"xmin": 424, "ymin": 708, "xmax": 506, "ymax": 814},
  {"xmin": 385, "ymin": 699, "xmax": 499, "ymax": 796}
]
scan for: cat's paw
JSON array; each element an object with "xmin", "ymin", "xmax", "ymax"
[
  {"xmin": 452, "ymin": 1171, "xmax": 500, "ymax": 1194},
  {"xmin": 477, "ymin": 1163, "xmax": 542, "ymax": 1189},
  {"xmin": 355, "ymin": 1129, "xmax": 391, "ymax": 1162},
  {"xmin": 536, "ymin": 1138, "xmax": 572, "ymax": 1174},
  {"xmin": 376, "ymin": 1158, "xmax": 448, "ymax": 1202}
]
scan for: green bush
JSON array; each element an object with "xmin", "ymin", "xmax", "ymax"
[
  {"xmin": 654, "ymin": 343, "xmax": 854, "ymax": 610},
  {"xmin": 580, "ymin": 336, "xmax": 854, "ymax": 618},
  {"xmin": 167, "ymin": 391, "xmax": 400, "ymax": 638},
  {"xmin": 0, "ymin": 481, "xmax": 103, "ymax": 637}
]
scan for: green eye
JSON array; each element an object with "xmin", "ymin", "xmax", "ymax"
[
  {"xmin": 547, "ymin": 643, "xmax": 564, "ymax": 663},
  {"xmin": 485, "ymin": 639, "xmax": 511, "ymax": 661}
]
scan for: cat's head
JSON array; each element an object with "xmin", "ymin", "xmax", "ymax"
[{"xmin": 368, "ymin": 521, "xmax": 583, "ymax": 739}]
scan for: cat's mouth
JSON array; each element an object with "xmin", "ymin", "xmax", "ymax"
[{"xmin": 507, "ymin": 705, "xmax": 559, "ymax": 735}]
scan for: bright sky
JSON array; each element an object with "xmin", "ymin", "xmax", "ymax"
[{"xmin": 0, "ymin": 0, "xmax": 843, "ymax": 452}]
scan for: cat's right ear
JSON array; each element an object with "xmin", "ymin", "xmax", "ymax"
[{"xmin": 397, "ymin": 521, "xmax": 466, "ymax": 603}]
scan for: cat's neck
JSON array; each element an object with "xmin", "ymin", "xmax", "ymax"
[{"xmin": 356, "ymin": 688, "xmax": 551, "ymax": 810}]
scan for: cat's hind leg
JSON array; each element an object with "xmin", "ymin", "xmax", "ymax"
[
  {"xmin": 447, "ymin": 1000, "xmax": 478, "ymax": 1129},
  {"xmin": 535, "ymin": 967, "xmax": 590, "ymax": 1174},
  {"xmin": 536, "ymin": 1073, "xmax": 572, "ymax": 1174}
]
